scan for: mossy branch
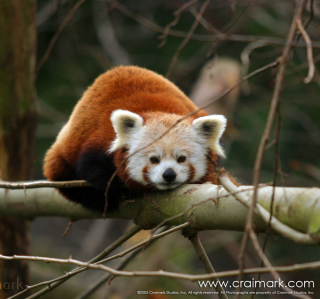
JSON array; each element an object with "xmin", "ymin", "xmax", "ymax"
[{"xmin": 0, "ymin": 181, "xmax": 319, "ymax": 244}]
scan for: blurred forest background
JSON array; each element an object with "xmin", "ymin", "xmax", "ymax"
[{"xmin": 27, "ymin": 0, "xmax": 320, "ymax": 298}]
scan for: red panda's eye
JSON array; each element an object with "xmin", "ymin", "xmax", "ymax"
[
  {"xmin": 177, "ymin": 156, "xmax": 186, "ymax": 163},
  {"xmin": 150, "ymin": 156, "xmax": 160, "ymax": 164}
]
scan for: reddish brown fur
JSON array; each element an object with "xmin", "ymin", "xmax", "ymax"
[
  {"xmin": 44, "ymin": 66, "xmax": 208, "ymax": 182},
  {"xmin": 188, "ymin": 164, "xmax": 196, "ymax": 182},
  {"xmin": 194, "ymin": 151, "xmax": 220, "ymax": 184},
  {"xmin": 43, "ymin": 66, "xmax": 225, "ymax": 211}
]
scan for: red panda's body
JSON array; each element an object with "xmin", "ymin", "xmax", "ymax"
[{"xmin": 43, "ymin": 66, "xmax": 227, "ymax": 212}]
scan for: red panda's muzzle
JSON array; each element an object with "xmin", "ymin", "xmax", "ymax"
[{"xmin": 162, "ymin": 168, "xmax": 177, "ymax": 183}]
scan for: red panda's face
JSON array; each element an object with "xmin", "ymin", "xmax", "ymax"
[
  {"xmin": 127, "ymin": 138, "xmax": 203, "ymax": 190},
  {"xmin": 109, "ymin": 110, "xmax": 227, "ymax": 190}
]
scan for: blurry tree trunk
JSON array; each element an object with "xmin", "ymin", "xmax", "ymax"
[{"xmin": 0, "ymin": 1, "xmax": 38, "ymax": 298}]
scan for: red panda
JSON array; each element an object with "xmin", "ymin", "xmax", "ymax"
[{"xmin": 43, "ymin": 66, "xmax": 227, "ymax": 212}]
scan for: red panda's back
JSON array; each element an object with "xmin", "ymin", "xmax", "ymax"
[
  {"xmin": 76, "ymin": 65, "xmax": 206, "ymax": 120},
  {"xmin": 43, "ymin": 66, "xmax": 207, "ymax": 181}
]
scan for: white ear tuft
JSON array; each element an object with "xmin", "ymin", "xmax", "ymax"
[
  {"xmin": 109, "ymin": 110, "xmax": 143, "ymax": 152},
  {"xmin": 192, "ymin": 115, "xmax": 227, "ymax": 157}
]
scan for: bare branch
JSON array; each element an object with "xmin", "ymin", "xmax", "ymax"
[
  {"xmin": 238, "ymin": 0, "xmax": 308, "ymax": 288},
  {"xmin": 296, "ymin": 18, "xmax": 315, "ymax": 83},
  {"xmin": 189, "ymin": 233, "xmax": 228, "ymax": 299},
  {"xmin": 18, "ymin": 225, "xmax": 142, "ymax": 299},
  {"xmin": 36, "ymin": 0, "xmax": 87, "ymax": 73},
  {"xmin": 0, "ymin": 180, "xmax": 90, "ymax": 189},
  {"xmin": 248, "ymin": 230, "xmax": 310, "ymax": 299},
  {"xmin": 166, "ymin": 0, "xmax": 210, "ymax": 77},
  {"xmin": 218, "ymin": 173, "xmax": 318, "ymax": 245},
  {"xmin": 107, "ymin": 0, "xmax": 320, "ymax": 48},
  {"xmin": 100, "ymin": 223, "xmax": 189, "ymax": 264},
  {"xmin": 158, "ymin": 0, "xmax": 199, "ymax": 48},
  {"xmin": 1, "ymin": 254, "xmax": 320, "ymax": 283},
  {"xmin": 14, "ymin": 224, "xmax": 187, "ymax": 299},
  {"xmin": 1, "ymin": 184, "xmax": 320, "ymax": 241}
]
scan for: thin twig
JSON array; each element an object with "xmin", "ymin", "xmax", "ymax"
[
  {"xmin": 75, "ymin": 250, "xmax": 142, "ymax": 299},
  {"xmin": 107, "ymin": 0, "xmax": 320, "ymax": 48},
  {"xmin": 218, "ymin": 173, "xmax": 318, "ymax": 244},
  {"xmin": 166, "ymin": 0, "xmax": 210, "ymax": 77},
  {"xmin": 0, "ymin": 180, "xmax": 90, "ymax": 189},
  {"xmin": 252, "ymin": 108, "xmax": 282, "ymax": 299},
  {"xmin": 295, "ymin": 18, "xmax": 315, "ymax": 83},
  {"xmin": 189, "ymin": 6, "xmax": 223, "ymax": 35},
  {"xmin": 100, "ymin": 223, "xmax": 189, "ymax": 264},
  {"xmin": 237, "ymin": 0, "xmax": 308, "ymax": 293},
  {"xmin": 62, "ymin": 221, "xmax": 73, "ymax": 238},
  {"xmin": 14, "ymin": 225, "xmax": 142, "ymax": 299},
  {"xmin": 158, "ymin": 0, "xmax": 199, "ymax": 48},
  {"xmin": 218, "ymin": 175, "xmax": 314, "ymax": 299},
  {"xmin": 189, "ymin": 233, "xmax": 228, "ymax": 299},
  {"xmin": 1, "ymin": 253, "xmax": 320, "ymax": 283},
  {"xmin": 75, "ymin": 225, "xmax": 174, "ymax": 299},
  {"xmin": 249, "ymin": 230, "xmax": 311, "ymax": 299},
  {"xmin": 36, "ymin": 0, "xmax": 87, "ymax": 73},
  {"xmin": 221, "ymin": 0, "xmax": 254, "ymax": 33},
  {"xmin": 9, "ymin": 224, "xmax": 187, "ymax": 299}
]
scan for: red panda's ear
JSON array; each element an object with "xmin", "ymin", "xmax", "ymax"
[
  {"xmin": 192, "ymin": 115, "xmax": 227, "ymax": 157},
  {"xmin": 109, "ymin": 110, "xmax": 143, "ymax": 152}
]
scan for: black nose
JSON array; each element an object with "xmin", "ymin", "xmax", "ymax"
[{"xmin": 162, "ymin": 168, "xmax": 176, "ymax": 183}]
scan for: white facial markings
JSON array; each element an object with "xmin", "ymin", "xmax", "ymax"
[
  {"xmin": 149, "ymin": 156, "xmax": 186, "ymax": 188},
  {"xmin": 126, "ymin": 126, "xmax": 209, "ymax": 189},
  {"xmin": 191, "ymin": 114, "xmax": 227, "ymax": 157},
  {"xmin": 109, "ymin": 112, "xmax": 226, "ymax": 190},
  {"xmin": 109, "ymin": 110, "xmax": 143, "ymax": 153}
]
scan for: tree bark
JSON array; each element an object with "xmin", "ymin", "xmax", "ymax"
[{"xmin": 0, "ymin": 1, "xmax": 38, "ymax": 297}]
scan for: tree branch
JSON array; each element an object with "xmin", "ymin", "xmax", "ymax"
[
  {"xmin": 219, "ymin": 173, "xmax": 318, "ymax": 244},
  {"xmin": 1, "ymin": 183, "xmax": 319, "ymax": 244},
  {"xmin": 1, "ymin": 253, "xmax": 319, "ymax": 283}
]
